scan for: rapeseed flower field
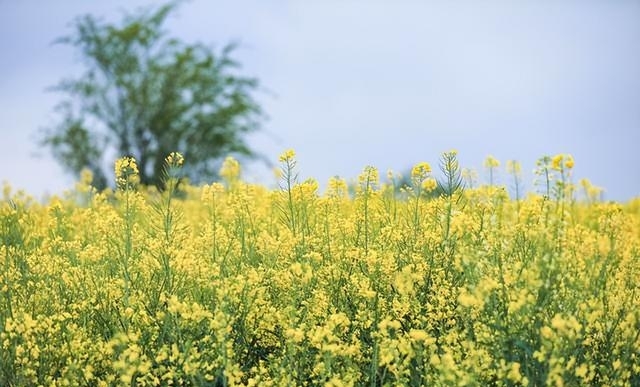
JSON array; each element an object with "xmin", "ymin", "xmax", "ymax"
[{"xmin": 1, "ymin": 150, "xmax": 639, "ymax": 386}]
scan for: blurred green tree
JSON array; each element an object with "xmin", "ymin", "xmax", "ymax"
[{"xmin": 40, "ymin": 1, "xmax": 264, "ymax": 190}]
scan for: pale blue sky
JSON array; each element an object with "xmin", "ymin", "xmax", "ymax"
[{"xmin": 1, "ymin": 0, "xmax": 639, "ymax": 200}]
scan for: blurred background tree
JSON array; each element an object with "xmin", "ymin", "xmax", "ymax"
[{"xmin": 40, "ymin": 1, "xmax": 264, "ymax": 190}]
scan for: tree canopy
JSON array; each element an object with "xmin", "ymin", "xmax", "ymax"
[{"xmin": 41, "ymin": 1, "xmax": 264, "ymax": 190}]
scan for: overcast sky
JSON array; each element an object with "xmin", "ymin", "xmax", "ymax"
[{"xmin": 1, "ymin": 0, "xmax": 639, "ymax": 201}]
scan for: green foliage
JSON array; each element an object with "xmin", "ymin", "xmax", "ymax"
[
  {"xmin": 40, "ymin": 1, "xmax": 264, "ymax": 190},
  {"xmin": 437, "ymin": 150, "xmax": 464, "ymax": 199}
]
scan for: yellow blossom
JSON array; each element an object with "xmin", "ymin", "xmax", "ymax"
[
  {"xmin": 484, "ymin": 155, "xmax": 500, "ymax": 168},
  {"xmin": 411, "ymin": 162, "xmax": 432, "ymax": 181},
  {"xmin": 165, "ymin": 151, "xmax": 184, "ymax": 167},
  {"xmin": 551, "ymin": 154, "xmax": 564, "ymax": 170},
  {"xmin": 220, "ymin": 156, "xmax": 241, "ymax": 181},
  {"xmin": 565, "ymin": 154, "xmax": 574, "ymax": 169},
  {"xmin": 279, "ymin": 149, "xmax": 296, "ymax": 162},
  {"xmin": 421, "ymin": 177, "xmax": 437, "ymax": 192}
]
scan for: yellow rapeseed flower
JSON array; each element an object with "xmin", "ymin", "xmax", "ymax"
[
  {"xmin": 421, "ymin": 177, "xmax": 437, "ymax": 192},
  {"xmin": 565, "ymin": 154, "xmax": 574, "ymax": 169},
  {"xmin": 506, "ymin": 160, "xmax": 521, "ymax": 175},
  {"xmin": 279, "ymin": 149, "xmax": 296, "ymax": 162},
  {"xmin": 114, "ymin": 156, "xmax": 139, "ymax": 179},
  {"xmin": 411, "ymin": 162, "xmax": 432, "ymax": 181},
  {"xmin": 575, "ymin": 363, "xmax": 589, "ymax": 379},
  {"xmin": 484, "ymin": 155, "xmax": 500, "ymax": 168},
  {"xmin": 551, "ymin": 154, "xmax": 564, "ymax": 171},
  {"xmin": 165, "ymin": 151, "xmax": 184, "ymax": 167},
  {"xmin": 507, "ymin": 362, "xmax": 522, "ymax": 383},
  {"xmin": 80, "ymin": 168, "xmax": 94, "ymax": 185},
  {"xmin": 220, "ymin": 156, "xmax": 241, "ymax": 181},
  {"xmin": 114, "ymin": 156, "xmax": 139, "ymax": 189}
]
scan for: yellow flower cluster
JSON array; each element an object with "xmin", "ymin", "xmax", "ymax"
[
  {"xmin": 115, "ymin": 156, "xmax": 140, "ymax": 190},
  {"xmin": 278, "ymin": 148, "xmax": 296, "ymax": 163},
  {"xmin": 552, "ymin": 153, "xmax": 575, "ymax": 171},
  {"xmin": 220, "ymin": 156, "xmax": 241, "ymax": 183},
  {"xmin": 1, "ymin": 151, "xmax": 639, "ymax": 386},
  {"xmin": 165, "ymin": 152, "xmax": 184, "ymax": 167},
  {"xmin": 484, "ymin": 155, "xmax": 500, "ymax": 169}
]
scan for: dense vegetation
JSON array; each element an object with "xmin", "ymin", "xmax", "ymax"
[{"xmin": 1, "ymin": 151, "xmax": 638, "ymax": 386}]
